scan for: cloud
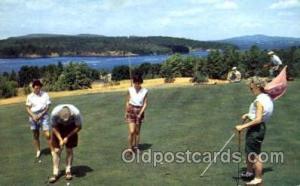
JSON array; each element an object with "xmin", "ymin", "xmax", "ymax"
[
  {"xmin": 277, "ymin": 11, "xmax": 297, "ymax": 16},
  {"xmin": 269, "ymin": 0, "xmax": 300, "ymax": 9},
  {"xmin": 168, "ymin": 8, "xmax": 204, "ymax": 18},
  {"xmin": 188, "ymin": 0, "xmax": 220, "ymax": 5},
  {"xmin": 99, "ymin": 0, "xmax": 159, "ymax": 10},
  {"xmin": 240, "ymin": 22, "xmax": 263, "ymax": 29},
  {"xmin": 25, "ymin": 0, "xmax": 56, "ymax": 10},
  {"xmin": 215, "ymin": 1, "xmax": 238, "ymax": 10},
  {"xmin": 189, "ymin": 0, "xmax": 238, "ymax": 10}
]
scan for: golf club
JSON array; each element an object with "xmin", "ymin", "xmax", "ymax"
[
  {"xmin": 200, "ymin": 133, "xmax": 236, "ymax": 177},
  {"xmin": 236, "ymin": 131, "xmax": 241, "ymax": 186}
]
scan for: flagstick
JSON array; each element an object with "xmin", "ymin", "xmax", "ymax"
[
  {"xmin": 237, "ymin": 131, "xmax": 241, "ymax": 186},
  {"xmin": 127, "ymin": 36, "xmax": 133, "ymax": 86},
  {"xmin": 200, "ymin": 133, "xmax": 236, "ymax": 177}
]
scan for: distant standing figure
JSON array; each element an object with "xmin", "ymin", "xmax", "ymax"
[
  {"xmin": 125, "ymin": 75, "xmax": 148, "ymax": 153},
  {"xmin": 267, "ymin": 51, "xmax": 282, "ymax": 77},
  {"xmin": 26, "ymin": 79, "xmax": 52, "ymax": 160},
  {"xmin": 227, "ymin": 67, "xmax": 241, "ymax": 83},
  {"xmin": 49, "ymin": 104, "xmax": 82, "ymax": 183}
]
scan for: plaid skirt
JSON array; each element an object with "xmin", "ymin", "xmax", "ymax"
[{"xmin": 126, "ymin": 104, "xmax": 144, "ymax": 125}]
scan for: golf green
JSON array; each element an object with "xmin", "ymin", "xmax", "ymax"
[{"xmin": 0, "ymin": 80, "xmax": 299, "ymax": 185}]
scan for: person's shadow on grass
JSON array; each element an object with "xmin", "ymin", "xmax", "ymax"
[
  {"xmin": 45, "ymin": 166, "xmax": 93, "ymax": 184},
  {"xmin": 72, "ymin": 165, "xmax": 94, "ymax": 178},
  {"xmin": 262, "ymin": 167, "xmax": 274, "ymax": 174},
  {"xmin": 138, "ymin": 143, "xmax": 152, "ymax": 151},
  {"xmin": 41, "ymin": 148, "xmax": 51, "ymax": 156}
]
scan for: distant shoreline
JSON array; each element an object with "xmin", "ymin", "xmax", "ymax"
[
  {"xmin": 0, "ymin": 49, "xmax": 209, "ymax": 59},
  {"xmin": 0, "ymin": 51, "xmax": 141, "ymax": 59}
]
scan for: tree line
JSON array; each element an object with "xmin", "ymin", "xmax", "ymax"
[
  {"xmin": 0, "ymin": 62, "xmax": 102, "ymax": 98},
  {"xmin": 1, "ymin": 45, "xmax": 299, "ymax": 98},
  {"xmin": 111, "ymin": 46, "xmax": 300, "ymax": 82},
  {"xmin": 0, "ymin": 35, "xmax": 235, "ymax": 58}
]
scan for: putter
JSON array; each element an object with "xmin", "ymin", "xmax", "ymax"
[
  {"xmin": 200, "ymin": 133, "xmax": 236, "ymax": 177},
  {"xmin": 236, "ymin": 131, "xmax": 241, "ymax": 186}
]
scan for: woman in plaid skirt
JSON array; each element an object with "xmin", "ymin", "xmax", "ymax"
[{"xmin": 125, "ymin": 75, "xmax": 148, "ymax": 153}]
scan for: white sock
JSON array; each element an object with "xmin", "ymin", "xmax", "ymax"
[
  {"xmin": 254, "ymin": 178, "xmax": 262, "ymax": 181},
  {"xmin": 247, "ymin": 177, "xmax": 262, "ymax": 184},
  {"xmin": 36, "ymin": 150, "xmax": 41, "ymax": 158},
  {"xmin": 53, "ymin": 167, "xmax": 59, "ymax": 176},
  {"xmin": 51, "ymin": 151, "xmax": 60, "ymax": 175},
  {"xmin": 65, "ymin": 165, "xmax": 71, "ymax": 173}
]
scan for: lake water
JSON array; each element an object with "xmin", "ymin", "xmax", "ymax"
[{"xmin": 0, "ymin": 50, "xmax": 208, "ymax": 73}]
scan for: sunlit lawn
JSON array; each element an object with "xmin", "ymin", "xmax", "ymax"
[{"xmin": 0, "ymin": 80, "xmax": 299, "ymax": 185}]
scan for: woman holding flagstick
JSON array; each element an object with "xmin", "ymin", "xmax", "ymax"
[{"xmin": 235, "ymin": 77, "xmax": 274, "ymax": 185}]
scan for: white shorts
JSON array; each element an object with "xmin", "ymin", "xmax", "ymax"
[{"xmin": 29, "ymin": 114, "xmax": 50, "ymax": 131}]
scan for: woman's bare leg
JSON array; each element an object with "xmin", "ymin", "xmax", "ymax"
[
  {"xmin": 128, "ymin": 123, "xmax": 136, "ymax": 149},
  {"xmin": 254, "ymin": 155, "xmax": 263, "ymax": 179},
  {"xmin": 43, "ymin": 130, "xmax": 52, "ymax": 151},
  {"xmin": 135, "ymin": 124, "xmax": 141, "ymax": 148},
  {"xmin": 33, "ymin": 130, "xmax": 40, "ymax": 157}
]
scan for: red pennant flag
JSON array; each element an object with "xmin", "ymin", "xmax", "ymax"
[{"xmin": 264, "ymin": 66, "xmax": 288, "ymax": 100}]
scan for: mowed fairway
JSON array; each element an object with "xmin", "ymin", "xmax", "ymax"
[{"xmin": 0, "ymin": 81, "xmax": 299, "ymax": 186}]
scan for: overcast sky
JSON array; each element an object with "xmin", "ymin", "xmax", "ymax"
[{"xmin": 0, "ymin": 0, "xmax": 299, "ymax": 40}]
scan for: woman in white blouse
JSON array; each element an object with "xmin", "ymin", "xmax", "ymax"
[
  {"xmin": 235, "ymin": 77, "xmax": 274, "ymax": 185},
  {"xmin": 26, "ymin": 79, "xmax": 52, "ymax": 159},
  {"xmin": 125, "ymin": 75, "xmax": 148, "ymax": 153}
]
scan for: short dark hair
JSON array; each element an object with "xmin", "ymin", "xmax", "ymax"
[
  {"xmin": 32, "ymin": 79, "xmax": 43, "ymax": 88},
  {"xmin": 132, "ymin": 75, "xmax": 143, "ymax": 84}
]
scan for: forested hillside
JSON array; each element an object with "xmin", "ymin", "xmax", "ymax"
[{"xmin": 0, "ymin": 34, "xmax": 235, "ymax": 58}]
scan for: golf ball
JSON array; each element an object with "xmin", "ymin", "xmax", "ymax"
[
  {"xmin": 38, "ymin": 160, "xmax": 42, "ymax": 163},
  {"xmin": 66, "ymin": 182, "xmax": 70, "ymax": 186}
]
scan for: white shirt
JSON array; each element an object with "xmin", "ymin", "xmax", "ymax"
[
  {"xmin": 26, "ymin": 91, "xmax": 51, "ymax": 113},
  {"xmin": 51, "ymin": 104, "xmax": 82, "ymax": 126},
  {"xmin": 227, "ymin": 70, "xmax": 241, "ymax": 82},
  {"xmin": 128, "ymin": 87, "xmax": 148, "ymax": 106},
  {"xmin": 271, "ymin": 55, "xmax": 282, "ymax": 66},
  {"xmin": 247, "ymin": 93, "xmax": 274, "ymax": 123},
  {"xmin": 235, "ymin": 70, "xmax": 241, "ymax": 79}
]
